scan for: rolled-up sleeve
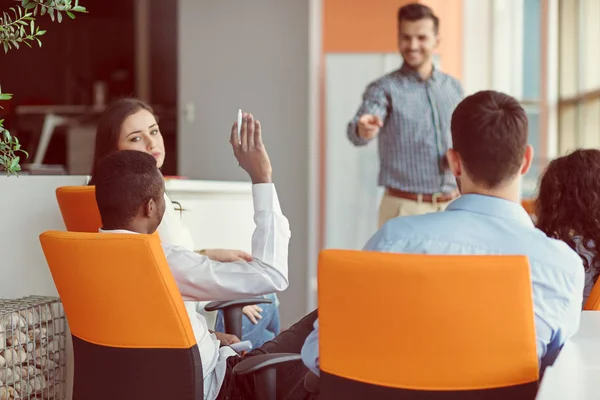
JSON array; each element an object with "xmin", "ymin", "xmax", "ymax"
[{"xmin": 347, "ymin": 82, "xmax": 389, "ymax": 146}]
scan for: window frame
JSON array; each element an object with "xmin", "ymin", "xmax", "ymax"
[{"xmin": 557, "ymin": 0, "xmax": 600, "ymax": 153}]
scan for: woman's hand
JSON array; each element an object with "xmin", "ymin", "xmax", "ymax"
[
  {"xmin": 242, "ymin": 305, "xmax": 263, "ymax": 324},
  {"xmin": 201, "ymin": 249, "xmax": 253, "ymax": 262},
  {"xmin": 214, "ymin": 331, "xmax": 240, "ymax": 346}
]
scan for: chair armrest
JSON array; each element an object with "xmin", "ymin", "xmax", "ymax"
[
  {"xmin": 232, "ymin": 353, "xmax": 302, "ymax": 376},
  {"xmin": 205, "ymin": 298, "xmax": 274, "ymax": 338},
  {"xmin": 204, "ymin": 298, "xmax": 273, "ymax": 311},
  {"xmin": 233, "ymin": 353, "xmax": 304, "ymax": 400}
]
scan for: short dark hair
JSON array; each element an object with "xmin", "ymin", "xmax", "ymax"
[
  {"xmin": 89, "ymin": 98, "xmax": 155, "ymax": 184},
  {"xmin": 451, "ymin": 90, "xmax": 529, "ymax": 188},
  {"xmin": 536, "ymin": 149, "xmax": 600, "ymax": 273},
  {"xmin": 397, "ymin": 3, "xmax": 439, "ymax": 34},
  {"xmin": 94, "ymin": 150, "xmax": 164, "ymax": 229}
]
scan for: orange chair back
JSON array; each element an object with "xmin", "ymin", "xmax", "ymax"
[
  {"xmin": 39, "ymin": 231, "xmax": 202, "ymax": 399},
  {"xmin": 55, "ymin": 186, "xmax": 102, "ymax": 232},
  {"xmin": 318, "ymin": 250, "xmax": 539, "ymax": 397},
  {"xmin": 521, "ymin": 198, "xmax": 536, "ymax": 218},
  {"xmin": 584, "ymin": 279, "xmax": 600, "ymax": 310}
]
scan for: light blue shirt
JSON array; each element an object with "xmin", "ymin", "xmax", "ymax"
[
  {"xmin": 301, "ymin": 319, "xmax": 320, "ymax": 376},
  {"xmin": 301, "ymin": 194, "xmax": 584, "ymax": 374}
]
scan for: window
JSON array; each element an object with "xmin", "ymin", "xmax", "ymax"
[
  {"xmin": 558, "ymin": 0, "xmax": 600, "ymax": 154},
  {"xmin": 521, "ymin": 0, "xmax": 547, "ymax": 197}
]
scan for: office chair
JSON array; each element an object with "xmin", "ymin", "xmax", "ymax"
[
  {"xmin": 521, "ymin": 198, "xmax": 536, "ymax": 219},
  {"xmin": 584, "ymin": 279, "xmax": 600, "ymax": 310},
  {"xmin": 54, "ymin": 185, "xmax": 270, "ymax": 338},
  {"xmin": 40, "ymin": 231, "xmax": 203, "ymax": 399},
  {"xmin": 55, "ymin": 186, "xmax": 102, "ymax": 233},
  {"xmin": 234, "ymin": 250, "xmax": 539, "ymax": 399}
]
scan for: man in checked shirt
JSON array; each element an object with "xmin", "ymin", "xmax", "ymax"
[{"xmin": 348, "ymin": 3, "xmax": 463, "ymax": 227}]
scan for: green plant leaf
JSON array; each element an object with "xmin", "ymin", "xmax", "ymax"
[
  {"xmin": 10, "ymin": 157, "xmax": 20, "ymax": 169},
  {"xmin": 0, "ymin": 1, "xmax": 86, "ymax": 175}
]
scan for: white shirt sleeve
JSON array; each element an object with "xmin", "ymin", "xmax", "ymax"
[{"xmin": 163, "ymin": 183, "xmax": 291, "ymax": 301}]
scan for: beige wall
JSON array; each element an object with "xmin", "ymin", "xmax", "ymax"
[{"xmin": 177, "ymin": 0, "xmax": 312, "ymax": 326}]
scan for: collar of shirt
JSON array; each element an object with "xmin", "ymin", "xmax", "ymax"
[
  {"xmin": 399, "ymin": 62, "xmax": 442, "ymax": 82},
  {"xmin": 98, "ymin": 228, "xmax": 138, "ymax": 234},
  {"xmin": 446, "ymin": 194, "xmax": 534, "ymax": 228}
]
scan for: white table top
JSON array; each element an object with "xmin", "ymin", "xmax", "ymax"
[
  {"xmin": 165, "ymin": 178, "xmax": 252, "ymax": 194},
  {"xmin": 536, "ymin": 311, "xmax": 600, "ymax": 399}
]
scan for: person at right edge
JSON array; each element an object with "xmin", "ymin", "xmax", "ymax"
[{"xmin": 347, "ymin": 3, "xmax": 463, "ymax": 227}]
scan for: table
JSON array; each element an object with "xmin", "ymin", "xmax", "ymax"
[
  {"xmin": 15, "ymin": 105, "xmax": 106, "ymax": 167},
  {"xmin": 536, "ymin": 311, "xmax": 600, "ymax": 399}
]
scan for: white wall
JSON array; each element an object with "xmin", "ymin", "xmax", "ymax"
[
  {"xmin": 0, "ymin": 175, "xmax": 87, "ymax": 297},
  {"xmin": 0, "ymin": 175, "xmax": 87, "ymax": 400},
  {"xmin": 178, "ymin": 0, "xmax": 312, "ymax": 326}
]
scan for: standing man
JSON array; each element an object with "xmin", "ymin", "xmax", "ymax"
[{"xmin": 348, "ymin": 3, "xmax": 463, "ymax": 227}]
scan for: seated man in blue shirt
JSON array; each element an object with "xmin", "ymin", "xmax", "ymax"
[{"xmin": 301, "ymin": 90, "xmax": 584, "ymax": 376}]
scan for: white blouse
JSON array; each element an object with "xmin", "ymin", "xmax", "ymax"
[{"xmin": 156, "ymin": 192, "xmax": 218, "ymax": 328}]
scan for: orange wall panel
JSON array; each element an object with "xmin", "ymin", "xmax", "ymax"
[
  {"xmin": 323, "ymin": 0, "xmax": 414, "ymax": 53},
  {"xmin": 323, "ymin": 0, "xmax": 463, "ymax": 79},
  {"xmin": 421, "ymin": 0, "xmax": 463, "ymax": 80}
]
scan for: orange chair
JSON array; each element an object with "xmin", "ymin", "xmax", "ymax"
[
  {"xmin": 584, "ymin": 279, "xmax": 600, "ymax": 310},
  {"xmin": 317, "ymin": 250, "xmax": 539, "ymax": 399},
  {"xmin": 55, "ymin": 186, "xmax": 101, "ymax": 232},
  {"xmin": 39, "ymin": 231, "xmax": 203, "ymax": 399},
  {"xmin": 233, "ymin": 250, "xmax": 539, "ymax": 399},
  {"xmin": 521, "ymin": 198, "xmax": 536, "ymax": 219},
  {"xmin": 54, "ymin": 185, "xmax": 269, "ymax": 338}
]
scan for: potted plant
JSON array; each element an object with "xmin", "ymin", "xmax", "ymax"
[{"xmin": 0, "ymin": 0, "xmax": 87, "ymax": 175}]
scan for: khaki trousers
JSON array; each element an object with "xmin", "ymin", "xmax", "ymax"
[{"xmin": 378, "ymin": 193, "xmax": 453, "ymax": 228}]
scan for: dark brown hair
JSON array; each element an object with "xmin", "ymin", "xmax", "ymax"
[
  {"xmin": 397, "ymin": 3, "xmax": 439, "ymax": 34},
  {"xmin": 536, "ymin": 149, "xmax": 600, "ymax": 272},
  {"xmin": 451, "ymin": 90, "xmax": 528, "ymax": 188},
  {"xmin": 89, "ymin": 98, "xmax": 155, "ymax": 184}
]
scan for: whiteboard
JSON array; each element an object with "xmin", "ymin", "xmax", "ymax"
[{"xmin": 324, "ymin": 53, "xmax": 442, "ymax": 250}]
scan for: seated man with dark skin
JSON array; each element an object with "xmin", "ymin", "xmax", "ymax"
[{"xmin": 94, "ymin": 113, "xmax": 316, "ymax": 400}]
